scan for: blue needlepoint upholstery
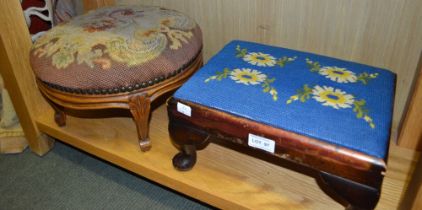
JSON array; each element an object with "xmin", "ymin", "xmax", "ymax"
[{"xmin": 174, "ymin": 40, "xmax": 396, "ymax": 159}]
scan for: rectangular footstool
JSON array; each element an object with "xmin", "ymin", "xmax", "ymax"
[{"xmin": 167, "ymin": 40, "xmax": 396, "ymax": 209}]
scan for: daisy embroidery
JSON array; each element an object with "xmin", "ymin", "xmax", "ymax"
[
  {"xmin": 311, "ymin": 85, "xmax": 354, "ymax": 109},
  {"xmin": 306, "ymin": 58, "xmax": 378, "ymax": 85},
  {"xmin": 243, "ymin": 52, "xmax": 276, "ymax": 67},
  {"xmin": 235, "ymin": 45, "xmax": 297, "ymax": 68},
  {"xmin": 287, "ymin": 84, "xmax": 375, "ymax": 128},
  {"xmin": 229, "ymin": 68, "xmax": 267, "ymax": 85},
  {"xmin": 204, "ymin": 67, "xmax": 278, "ymax": 101},
  {"xmin": 319, "ymin": 67, "xmax": 357, "ymax": 83}
]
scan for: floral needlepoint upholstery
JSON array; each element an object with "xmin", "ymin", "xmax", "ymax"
[
  {"xmin": 174, "ymin": 40, "xmax": 396, "ymax": 159},
  {"xmin": 30, "ymin": 6, "xmax": 202, "ymax": 94}
]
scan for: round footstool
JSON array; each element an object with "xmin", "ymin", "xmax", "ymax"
[{"xmin": 30, "ymin": 5, "xmax": 203, "ymax": 151}]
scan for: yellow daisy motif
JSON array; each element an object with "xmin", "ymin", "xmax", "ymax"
[
  {"xmin": 319, "ymin": 66, "xmax": 357, "ymax": 83},
  {"xmin": 243, "ymin": 52, "xmax": 276, "ymax": 67},
  {"xmin": 312, "ymin": 85, "xmax": 354, "ymax": 109},
  {"xmin": 287, "ymin": 84, "xmax": 376, "ymax": 128},
  {"xmin": 229, "ymin": 68, "xmax": 267, "ymax": 85}
]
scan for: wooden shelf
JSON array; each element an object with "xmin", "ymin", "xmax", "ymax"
[
  {"xmin": 1, "ymin": 0, "xmax": 419, "ymax": 209},
  {"xmin": 35, "ymin": 105, "xmax": 418, "ymax": 210}
]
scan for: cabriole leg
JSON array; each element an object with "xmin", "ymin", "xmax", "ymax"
[{"xmin": 129, "ymin": 93, "xmax": 152, "ymax": 152}]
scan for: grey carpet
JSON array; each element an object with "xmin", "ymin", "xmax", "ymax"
[{"xmin": 0, "ymin": 141, "xmax": 211, "ymax": 210}]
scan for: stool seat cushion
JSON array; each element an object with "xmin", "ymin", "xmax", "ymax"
[
  {"xmin": 174, "ymin": 40, "xmax": 396, "ymax": 159},
  {"xmin": 30, "ymin": 6, "xmax": 202, "ymax": 94}
]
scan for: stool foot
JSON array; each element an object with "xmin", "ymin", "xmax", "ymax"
[
  {"xmin": 173, "ymin": 145, "xmax": 197, "ymax": 171},
  {"xmin": 139, "ymin": 138, "xmax": 152, "ymax": 152},
  {"xmin": 48, "ymin": 102, "xmax": 66, "ymax": 127},
  {"xmin": 54, "ymin": 110, "xmax": 66, "ymax": 127},
  {"xmin": 168, "ymin": 120, "xmax": 211, "ymax": 171},
  {"xmin": 129, "ymin": 93, "xmax": 152, "ymax": 152},
  {"xmin": 318, "ymin": 172, "xmax": 381, "ymax": 210}
]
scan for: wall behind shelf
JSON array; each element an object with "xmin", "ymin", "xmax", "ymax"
[{"xmin": 119, "ymin": 0, "xmax": 422, "ymax": 139}]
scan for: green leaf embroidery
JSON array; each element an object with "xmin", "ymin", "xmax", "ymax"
[
  {"xmin": 357, "ymin": 72, "xmax": 379, "ymax": 85},
  {"xmin": 235, "ymin": 45, "xmax": 248, "ymax": 58},
  {"xmin": 262, "ymin": 77, "xmax": 278, "ymax": 101},
  {"xmin": 286, "ymin": 84, "xmax": 312, "ymax": 104},
  {"xmin": 276, "ymin": 56, "xmax": 297, "ymax": 67},
  {"xmin": 305, "ymin": 58, "xmax": 321, "ymax": 72},
  {"xmin": 353, "ymin": 99, "xmax": 368, "ymax": 119},
  {"xmin": 205, "ymin": 68, "xmax": 232, "ymax": 82},
  {"xmin": 352, "ymin": 99, "xmax": 375, "ymax": 128},
  {"xmin": 299, "ymin": 84, "xmax": 313, "ymax": 102}
]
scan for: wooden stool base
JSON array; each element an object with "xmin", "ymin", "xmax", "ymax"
[
  {"xmin": 167, "ymin": 98, "xmax": 385, "ymax": 210},
  {"xmin": 38, "ymin": 54, "xmax": 203, "ymax": 152}
]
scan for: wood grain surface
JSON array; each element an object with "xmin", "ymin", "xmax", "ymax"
[
  {"xmin": 36, "ymin": 105, "xmax": 419, "ymax": 210},
  {"xmin": 398, "ymin": 53, "xmax": 422, "ymax": 151},
  {"xmin": 399, "ymin": 154, "xmax": 422, "ymax": 210},
  {"xmin": 118, "ymin": 0, "xmax": 422, "ymax": 138}
]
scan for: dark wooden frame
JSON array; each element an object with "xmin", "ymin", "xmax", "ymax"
[
  {"xmin": 38, "ymin": 53, "xmax": 202, "ymax": 151},
  {"xmin": 167, "ymin": 98, "xmax": 387, "ymax": 209}
]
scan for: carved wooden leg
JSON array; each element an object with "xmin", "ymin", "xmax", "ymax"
[
  {"xmin": 169, "ymin": 120, "xmax": 211, "ymax": 171},
  {"xmin": 318, "ymin": 172, "xmax": 381, "ymax": 210},
  {"xmin": 129, "ymin": 93, "xmax": 152, "ymax": 152}
]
